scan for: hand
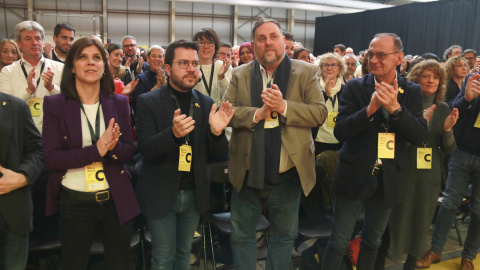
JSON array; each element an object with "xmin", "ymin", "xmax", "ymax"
[
  {"xmin": 254, "ymin": 104, "xmax": 272, "ymax": 122},
  {"xmin": 444, "ymin": 108, "xmax": 459, "ymax": 132},
  {"xmin": 0, "ymin": 165, "xmax": 28, "ymax": 195},
  {"xmin": 348, "ymin": 75, "xmax": 353, "ymax": 81},
  {"xmin": 324, "ymin": 75, "xmax": 335, "ymax": 96},
  {"xmin": 400, "ymin": 60, "xmax": 407, "ymax": 75},
  {"xmin": 366, "ymin": 92, "xmax": 382, "ymax": 117},
  {"xmin": 122, "ymin": 78, "xmax": 138, "ymax": 95},
  {"xmin": 44, "ymin": 42, "xmax": 54, "ymax": 59},
  {"xmin": 423, "ymin": 104, "xmax": 437, "ymax": 126},
  {"xmin": 209, "ymin": 101, "xmax": 234, "ymax": 135},
  {"xmin": 261, "ymin": 84, "xmax": 286, "ymax": 114},
  {"xmin": 125, "ymin": 56, "xmax": 133, "ymax": 70},
  {"xmin": 136, "ymin": 56, "xmax": 144, "ymax": 74},
  {"xmin": 153, "ymin": 69, "xmax": 167, "ymax": 90},
  {"xmin": 375, "ymin": 79, "xmax": 401, "ymax": 114},
  {"xmin": 26, "ymin": 67, "xmax": 36, "ymax": 95},
  {"xmin": 465, "ymin": 73, "xmax": 480, "ymax": 102},
  {"xmin": 217, "ymin": 58, "xmax": 230, "ymax": 80},
  {"xmin": 96, "ymin": 118, "xmax": 116, "ymax": 157},
  {"xmin": 172, "ymin": 109, "xmax": 195, "ymax": 138},
  {"xmin": 41, "ymin": 67, "xmax": 55, "ymax": 91},
  {"xmin": 109, "ymin": 123, "xmax": 121, "ymax": 150},
  {"xmin": 231, "ymin": 56, "xmax": 238, "ymax": 68}
]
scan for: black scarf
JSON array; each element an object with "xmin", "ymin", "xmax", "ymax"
[{"xmin": 246, "ymin": 55, "xmax": 291, "ymax": 190}]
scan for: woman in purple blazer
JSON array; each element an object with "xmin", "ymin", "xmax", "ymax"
[{"xmin": 42, "ymin": 37, "xmax": 140, "ymax": 270}]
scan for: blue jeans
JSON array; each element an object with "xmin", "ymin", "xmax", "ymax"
[
  {"xmin": 147, "ymin": 189, "xmax": 200, "ymax": 270},
  {"xmin": 0, "ymin": 213, "xmax": 28, "ymax": 270},
  {"xmin": 230, "ymin": 168, "xmax": 301, "ymax": 270},
  {"xmin": 431, "ymin": 149, "xmax": 480, "ymax": 260},
  {"xmin": 322, "ymin": 176, "xmax": 393, "ymax": 270}
]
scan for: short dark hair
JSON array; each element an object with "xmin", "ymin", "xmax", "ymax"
[
  {"xmin": 165, "ymin": 40, "xmax": 199, "ymax": 66},
  {"xmin": 61, "ymin": 37, "xmax": 114, "ymax": 100},
  {"xmin": 192, "ymin": 28, "xmax": 220, "ymax": 59},
  {"xmin": 220, "ymin": 42, "xmax": 232, "ymax": 49},
  {"xmin": 252, "ymin": 17, "xmax": 282, "ymax": 39},
  {"xmin": 54, "ymin": 22, "xmax": 75, "ymax": 37},
  {"xmin": 463, "ymin": 49, "xmax": 477, "ymax": 57},
  {"xmin": 373, "ymin": 33, "xmax": 403, "ymax": 52},
  {"xmin": 283, "ymin": 32, "xmax": 295, "ymax": 42},
  {"xmin": 421, "ymin": 53, "xmax": 440, "ymax": 62},
  {"xmin": 293, "ymin": 48, "xmax": 309, "ymax": 59},
  {"xmin": 334, "ymin": 44, "xmax": 346, "ymax": 52}
]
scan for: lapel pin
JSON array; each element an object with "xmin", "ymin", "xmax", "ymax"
[
  {"xmin": 2, "ymin": 102, "xmax": 5, "ymax": 106},
  {"xmin": 398, "ymin": 87, "xmax": 404, "ymax": 94},
  {"xmin": 195, "ymin": 103, "xmax": 200, "ymax": 108}
]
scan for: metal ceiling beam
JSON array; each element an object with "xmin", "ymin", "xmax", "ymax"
[
  {"xmin": 172, "ymin": 0, "xmax": 365, "ymax": 14},
  {"xmin": 285, "ymin": 0, "xmax": 394, "ymax": 10}
]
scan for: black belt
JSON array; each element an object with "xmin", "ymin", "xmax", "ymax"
[{"xmin": 61, "ymin": 187, "xmax": 111, "ymax": 202}]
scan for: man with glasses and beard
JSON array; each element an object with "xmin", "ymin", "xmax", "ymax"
[
  {"xmin": 321, "ymin": 33, "xmax": 427, "ymax": 270},
  {"xmin": 135, "ymin": 40, "xmax": 233, "ymax": 270},
  {"xmin": 121, "ymin": 35, "xmax": 149, "ymax": 76}
]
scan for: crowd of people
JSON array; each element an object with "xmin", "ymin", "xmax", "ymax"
[{"xmin": 0, "ymin": 16, "xmax": 479, "ymax": 270}]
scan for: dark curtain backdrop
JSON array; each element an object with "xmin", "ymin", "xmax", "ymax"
[{"xmin": 314, "ymin": 0, "xmax": 480, "ymax": 60}]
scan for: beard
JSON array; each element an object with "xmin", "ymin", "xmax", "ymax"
[
  {"xmin": 256, "ymin": 47, "xmax": 283, "ymax": 67},
  {"xmin": 169, "ymin": 71, "xmax": 198, "ymax": 92}
]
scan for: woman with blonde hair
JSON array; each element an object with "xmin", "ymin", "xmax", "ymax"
[
  {"xmin": 0, "ymin": 39, "xmax": 20, "ymax": 71},
  {"xmin": 313, "ymin": 52, "xmax": 346, "ymax": 155},
  {"xmin": 444, "ymin": 55, "xmax": 468, "ymax": 104}
]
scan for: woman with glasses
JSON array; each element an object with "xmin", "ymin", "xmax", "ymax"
[
  {"xmin": 0, "ymin": 39, "xmax": 20, "ymax": 71},
  {"xmin": 42, "ymin": 37, "xmax": 140, "ymax": 269},
  {"xmin": 375, "ymin": 60, "xmax": 458, "ymax": 270},
  {"xmin": 192, "ymin": 28, "xmax": 231, "ymax": 105},
  {"xmin": 444, "ymin": 55, "xmax": 468, "ymax": 104},
  {"xmin": 313, "ymin": 52, "xmax": 346, "ymax": 155},
  {"xmin": 238, "ymin": 42, "xmax": 255, "ymax": 66}
]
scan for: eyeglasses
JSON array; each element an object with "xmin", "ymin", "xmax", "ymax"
[
  {"xmin": 197, "ymin": 41, "xmax": 215, "ymax": 48},
  {"xmin": 465, "ymin": 57, "xmax": 476, "ymax": 60},
  {"xmin": 322, "ymin": 63, "xmax": 339, "ymax": 69},
  {"xmin": 123, "ymin": 44, "xmax": 136, "ymax": 48},
  {"xmin": 173, "ymin": 60, "xmax": 200, "ymax": 69},
  {"xmin": 366, "ymin": 51, "xmax": 400, "ymax": 61}
]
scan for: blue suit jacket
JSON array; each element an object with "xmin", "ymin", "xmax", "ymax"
[
  {"xmin": 135, "ymin": 85, "xmax": 228, "ymax": 219},
  {"xmin": 43, "ymin": 92, "xmax": 140, "ymax": 225},
  {"xmin": 333, "ymin": 74, "xmax": 427, "ymax": 204}
]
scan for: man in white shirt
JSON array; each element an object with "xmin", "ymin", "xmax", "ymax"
[{"xmin": 0, "ymin": 21, "xmax": 64, "ymax": 132}]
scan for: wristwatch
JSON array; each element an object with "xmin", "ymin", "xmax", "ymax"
[{"xmin": 391, "ymin": 107, "xmax": 403, "ymax": 119}]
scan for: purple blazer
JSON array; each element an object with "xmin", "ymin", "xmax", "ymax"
[{"xmin": 42, "ymin": 92, "xmax": 140, "ymax": 225}]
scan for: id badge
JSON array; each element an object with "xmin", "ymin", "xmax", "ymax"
[
  {"xmin": 417, "ymin": 148, "xmax": 432, "ymax": 169},
  {"xmin": 179, "ymin": 144, "xmax": 192, "ymax": 172},
  {"xmin": 28, "ymin": 97, "xmax": 41, "ymax": 117},
  {"xmin": 85, "ymin": 162, "xmax": 106, "ymax": 191},
  {"xmin": 327, "ymin": 112, "xmax": 338, "ymax": 128},
  {"xmin": 378, "ymin": 133, "xmax": 395, "ymax": 159},
  {"xmin": 264, "ymin": 112, "xmax": 279, "ymax": 129},
  {"xmin": 475, "ymin": 112, "xmax": 480, "ymax": 128}
]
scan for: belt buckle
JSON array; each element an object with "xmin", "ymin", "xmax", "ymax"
[{"xmin": 95, "ymin": 190, "xmax": 110, "ymax": 202}]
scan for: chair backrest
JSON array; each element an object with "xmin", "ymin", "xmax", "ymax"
[{"xmin": 208, "ymin": 161, "xmax": 229, "ymax": 184}]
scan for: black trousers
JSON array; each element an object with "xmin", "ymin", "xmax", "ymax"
[{"xmin": 59, "ymin": 188, "xmax": 134, "ymax": 270}]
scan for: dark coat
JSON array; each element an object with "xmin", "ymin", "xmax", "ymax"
[
  {"xmin": 42, "ymin": 92, "xmax": 140, "ymax": 225},
  {"xmin": 333, "ymin": 74, "xmax": 428, "ymax": 205},
  {"xmin": 135, "ymin": 85, "xmax": 228, "ymax": 219},
  {"xmin": 0, "ymin": 92, "xmax": 44, "ymax": 234}
]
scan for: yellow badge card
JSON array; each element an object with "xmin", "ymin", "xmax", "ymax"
[
  {"xmin": 475, "ymin": 112, "xmax": 480, "ymax": 128},
  {"xmin": 417, "ymin": 148, "xmax": 432, "ymax": 169},
  {"xmin": 28, "ymin": 97, "xmax": 41, "ymax": 117},
  {"xmin": 85, "ymin": 162, "xmax": 106, "ymax": 192},
  {"xmin": 264, "ymin": 111, "xmax": 279, "ymax": 129},
  {"xmin": 327, "ymin": 112, "xmax": 338, "ymax": 128},
  {"xmin": 378, "ymin": 133, "xmax": 395, "ymax": 159},
  {"xmin": 178, "ymin": 144, "xmax": 192, "ymax": 172}
]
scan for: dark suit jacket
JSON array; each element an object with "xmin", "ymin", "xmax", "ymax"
[
  {"xmin": 42, "ymin": 92, "xmax": 140, "ymax": 225},
  {"xmin": 135, "ymin": 85, "xmax": 228, "ymax": 219},
  {"xmin": 0, "ymin": 92, "xmax": 44, "ymax": 235},
  {"xmin": 333, "ymin": 74, "xmax": 427, "ymax": 205}
]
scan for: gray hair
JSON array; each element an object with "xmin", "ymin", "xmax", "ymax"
[
  {"xmin": 122, "ymin": 35, "xmax": 136, "ymax": 44},
  {"xmin": 373, "ymin": 33, "xmax": 403, "ymax": 52},
  {"xmin": 148, "ymin": 45, "xmax": 164, "ymax": 57},
  {"xmin": 344, "ymin": 54, "xmax": 358, "ymax": 61},
  {"xmin": 15, "ymin": 21, "xmax": 45, "ymax": 41}
]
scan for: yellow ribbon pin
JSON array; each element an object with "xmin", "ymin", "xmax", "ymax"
[
  {"xmin": 398, "ymin": 87, "xmax": 404, "ymax": 94},
  {"xmin": 2, "ymin": 102, "xmax": 5, "ymax": 106},
  {"xmin": 195, "ymin": 103, "xmax": 200, "ymax": 108}
]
